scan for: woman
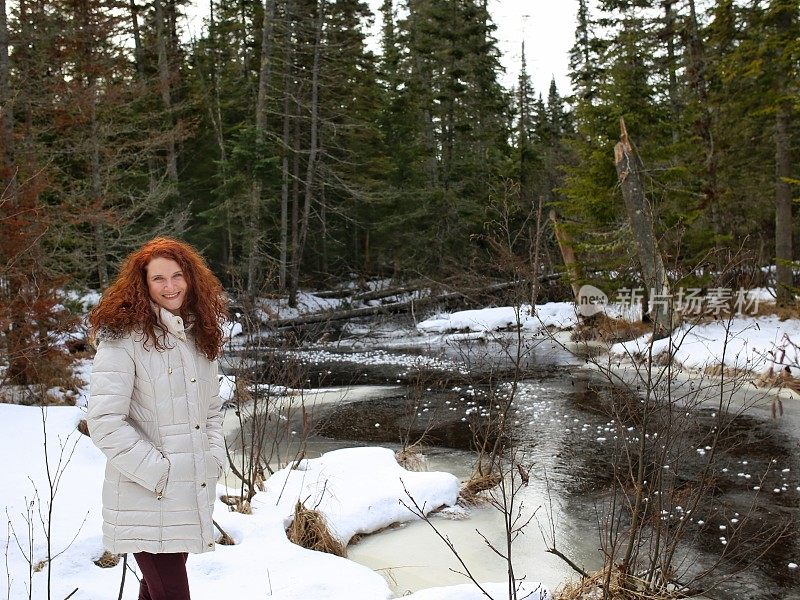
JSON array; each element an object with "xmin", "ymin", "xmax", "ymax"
[{"xmin": 87, "ymin": 237, "xmax": 229, "ymax": 600}]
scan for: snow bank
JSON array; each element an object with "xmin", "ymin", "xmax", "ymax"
[
  {"xmin": 261, "ymin": 447, "xmax": 460, "ymax": 545},
  {"xmin": 1, "ymin": 404, "xmax": 515, "ymax": 600},
  {"xmin": 256, "ymin": 292, "xmax": 348, "ymax": 322},
  {"xmin": 404, "ymin": 581, "xmax": 549, "ymax": 600},
  {"xmin": 417, "ymin": 303, "xmax": 580, "ymax": 334},
  {"xmin": 609, "ymin": 315, "xmax": 800, "ymax": 375}
]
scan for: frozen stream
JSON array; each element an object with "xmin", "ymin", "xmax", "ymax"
[{"xmin": 223, "ymin": 329, "xmax": 800, "ymax": 599}]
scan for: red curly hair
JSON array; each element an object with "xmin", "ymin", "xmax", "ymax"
[{"xmin": 89, "ymin": 237, "xmax": 228, "ymax": 360}]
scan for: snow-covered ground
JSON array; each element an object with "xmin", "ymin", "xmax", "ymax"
[
  {"xmin": 414, "ymin": 297, "xmax": 800, "ymax": 386},
  {"xmin": 0, "ymin": 404, "xmax": 548, "ymax": 600},
  {"xmin": 609, "ymin": 315, "xmax": 800, "ymax": 376},
  {"xmin": 417, "ymin": 303, "xmax": 580, "ymax": 334}
]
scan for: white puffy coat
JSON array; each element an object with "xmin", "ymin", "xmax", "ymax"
[{"xmin": 87, "ymin": 306, "xmax": 225, "ymax": 554}]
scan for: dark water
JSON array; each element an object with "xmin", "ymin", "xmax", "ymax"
[{"xmin": 232, "ymin": 331, "xmax": 800, "ymax": 599}]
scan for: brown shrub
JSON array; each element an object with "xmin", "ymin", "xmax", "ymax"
[{"xmin": 286, "ymin": 501, "xmax": 346, "ymax": 557}]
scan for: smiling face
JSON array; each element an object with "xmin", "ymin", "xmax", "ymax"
[{"xmin": 146, "ymin": 256, "xmax": 188, "ymax": 315}]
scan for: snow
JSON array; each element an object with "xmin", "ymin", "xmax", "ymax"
[
  {"xmin": 0, "ymin": 404, "xmax": 541, "ymax": 600},
  {"xmin": 222, "ymin": 319, "xmax": 243, "ymax": 339},
  {"xmin": 261, "ymin": 447, "xmax": 460, "ymax": 546},
  {"xmin": 403, "ymin": 581, "xmax": 549, "ymax": 600},
  {"xmin": 609, "ymin": 315, "xmax": 800, "ymax": 376},
  {"xmin": 417, "ymin": 303, "xmax": 580, "ymax": 334}
]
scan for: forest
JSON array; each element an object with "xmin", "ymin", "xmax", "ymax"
[{"xmin": 0, "ymin": 0, "xmax": 798, "ymax": 377}]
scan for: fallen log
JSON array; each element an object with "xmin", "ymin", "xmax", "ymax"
[
  {"xmin": 264, "ymin": 289, "xmax": 465, "ymax": 328},
  {"xmin": 259, "ymin": 273, "xmax": 566, "ymax": 329}
]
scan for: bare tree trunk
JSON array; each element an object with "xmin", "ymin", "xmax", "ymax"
[
  {"xmin": 129, "ymin": 0, "xmax": 159, "ymax": 194},
  {"xmin": 289, "ymin": 0, "xmax": 325, "ymax": 305},
  {"xmin": 775, "ymin": 101, "xmax": 793, "ymax": 304},
  {"xmin": 288, "ymin": 95, "xmax": 301, "ymax": 306},
  {"xmin": 0, "ymin": 0, "xmax": 15, "ymax": 203},
  {"xmin": 663, "ymin": 0, "xmax": 679, "ymax": 144},
  {"xmin": 549, "ymin": 210, "xmax": 581, "ymax": 301},
  {"xmin": 154, "ymin": 0, "xmax": 178, "ymax": 184},
  {"xmin": 89, "ymin": 88, "xmax": 108, "ymax": 288},
  {"xmin": 320, "ymin": 177, "xmax": 327, "ymax": 274},
  {"xmin": 279, "ymin": 0, "xmax": 293, "ymax": 289},
  {"xmin": 613, "ymin": 118, "xmax": 673, "ymax": 334},
  {"xmin": 409, "ymin": 0, "xmax": 437, "ymax": 187},
  {"xmin": 246, "ymin": 0, "xmax": 276, "ymax": 295},
  {"xmin": 686, "ymin": 0, "xmax": 720, "ymax": 236}
]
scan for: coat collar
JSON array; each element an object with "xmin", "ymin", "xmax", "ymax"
[{"xmin": 151, "ymin": 302, "xmax": 188, "ymax": 341}]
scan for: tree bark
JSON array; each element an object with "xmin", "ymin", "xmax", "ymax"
[
  {"xmin": 686, "ymin": 0, "xmax": 720, "ymax": 236},
  {"xmin": 663, "ymin": 0, "xmax": 679, "ymax": 144},
  {"xmin": 154, "ymin": 0, "xmax": 178, "ymax": 184},
  {"xmin": 246, "ymin": 0, "xmax": 276, "ymax": 295},
  {"xmin": 89, "ymin": 88, "xmax": 109, "ymax": 288},
  {"xmin": 775, "ymin": 101, "xmax": 793, "ymax": 304},
  {"xmin": 289, "ymin": 0, "xmax": 325, "ymax": 305},
  {"xmin": 129, "ymin": 0, "xmax": 159, "ymax": 194},
  {"xmin": 0, "ymin": 0, "xmax": 14, "ymax": 204},
  {"xmin": 279, "ymin": 0, "xmax": 293, "ymax": 290},
  {"xmin": 549, "ymin": 210, "xmax": 581, "ymax": 301},
  {"xmin": 614, "ymin": 118, "xmax": 673, "ymax": 334},
  {"xmin": 288, "ymin": 88, "xmax": 301, "ymax": 306}
]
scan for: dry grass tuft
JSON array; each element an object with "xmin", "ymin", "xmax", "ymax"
[
  {"xmin": 221, "ymin": 494, "xmax": 252, "ymax": 514},
  {"xmin": 93, "ymin": 551, "xmax": 121, "ymax": 568},
  {"xmin": 555, "ymin": 568, "xmax": 679, "ymax": 600},
  {"xmin": 702, "ymin": 364, "xmax": 750, "ymax": 379},
  {"xmin": 571, "ymin": 313, "xmax": 651, "ymax": 344},
  {"xmin": 754, "ymin": 369, "xmax": 800, "ymax": 395},
  {"xmin": 286, "ymin": 501, "xmax": 346, "ymax": 557},
  {"xmin": 395, "ymin": 445, "xmax": 428, "ymax": 472},
  {"xmin": 77, "ymin": 419, "xmax": 90, "ymax": 437},
  {"xmin": 213, "ymin": 520, "xmax": 236, "ymax": 545},
  {"xmin": 459, "ymin": 472, "xmax": 501, "ymax": 505},
  {"xmin": 752, "ymin": 300, "xmax": 800, "ymax": 321}
]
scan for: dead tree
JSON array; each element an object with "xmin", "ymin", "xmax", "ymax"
[
  {"xmin": 613, "ymin": 117, "xmax": 674, "ymax": 334},
  {"xmin": 549, "ymin": 210, "xmax": 581, "ymax": 302}
]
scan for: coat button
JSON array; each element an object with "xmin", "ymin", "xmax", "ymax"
[
  {"xmin": 207, "ymin": 542, "xmax": 213, "ymax": 548},
  {"xmin": 190, "ymin": 377, "xmax": 196, "ymax": 383},
  {"xmin": 195, "ymin": 425, "xmax": 200, "ymax": 429},
  {"xmin": 201, "ymin": 482, "xmax": 206, "ymax": 487},
  {"xmin": 168, "ymin": 367, "xmax": 173, "ymax": 374}
]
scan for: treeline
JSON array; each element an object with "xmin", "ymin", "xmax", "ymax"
[
  {"xmin": 564, "ymin": 0, "xmax": 799, "ymax": 303},
  {"xmin": 0, "ymin": 0, "xmax": 797, "ymax": 384}
]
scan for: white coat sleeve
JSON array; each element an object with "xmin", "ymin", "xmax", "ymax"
[
  {"xmin": 206, "ymin": 360, "xmax": 226, "ymax": 473},
  {"xmin": 87, "ymin": 337, "xmax": 170, "ymax": 493}
]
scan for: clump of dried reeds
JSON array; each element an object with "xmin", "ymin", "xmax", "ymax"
[
  {"xmin": 395, "ymin": 445, "xmax": 428, "ymax": 472},
  {"xmin": 571, "ymin": 313, "xmax": 651, "ymax": 344},
  {"xmin": 555, "ymin": 568, "xmax": 677, "ymax": 600},
  {"xmin": 286, "ymin": 501, "xmax": 346, "ymax": 557},
  {"xmin": 93, "ymin": 550, "xmax": 121, "ymax": 568},
  {"xmin": 213, "ymin": 519, "xmax": 236, "ymax": 545},
  {"xmin": 221, "ymin": 494, "xmax": 252, "ymax": 514},
  {"xmin": 458, "ymin": 471, "xmax": 501, "ymax": 505}
]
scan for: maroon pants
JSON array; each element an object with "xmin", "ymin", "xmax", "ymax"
[{"xmin": 133, "ymin": 552, "xmax": 190, "ymax": 600}]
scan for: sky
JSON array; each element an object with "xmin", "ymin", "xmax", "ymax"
[
  {"xmin": 183, "ymin": 0, "xmax": 579, "ymax": 97},
  {"xmin": 364, "ymin": 0, "xmax": 578, "ymax": 96}
]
